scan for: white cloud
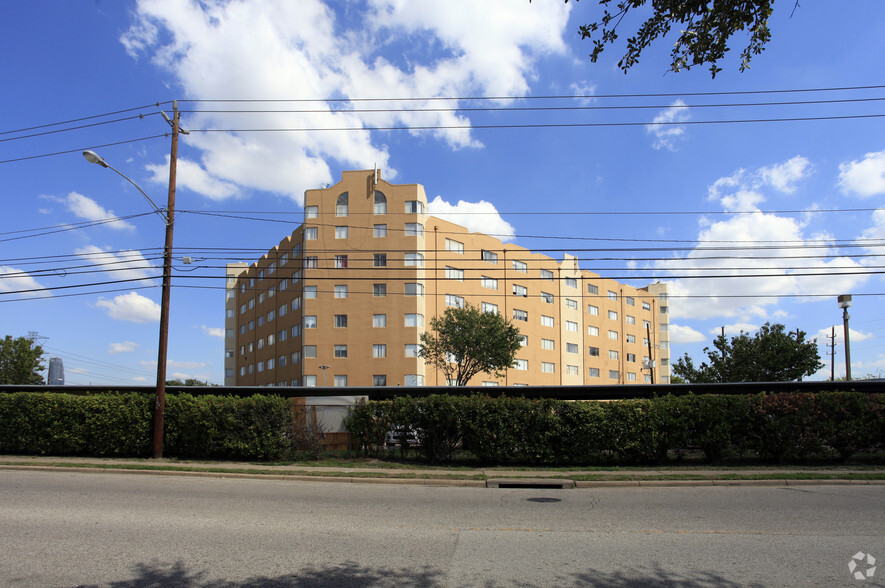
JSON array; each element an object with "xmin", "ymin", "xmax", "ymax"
[
  {"xmin": 96, "ymin": 292, "xmax": 160, "ymax": 323},
  {"xmin": 839, "ymin": 150, "xmax": 885, "ymax": 197},
  {"xmin": 68, "ymin": 368, "xmax": 90, "ymax": 375},
  {"xmin": 146, "ymin": 156, "xmax": 239, "ymax": 201},
  {"xmin": 108, "ymin": 341, "xmax": 139, "ymax": 354},
  {"xmin": 646, "ymin": 99, "xmax": 690, "ymax": 151},
  {"xmin": 814, "ymin": 326, "xmax": 873, "ymax": 344},
  {"xmin": 0, "ymin": 266, "xmax": 52, "ymax": 298},
  {"xmin": 75, "ymin": 245, "xmax": 157, "ymax": 286},
  {"xmin": 427, "ymin": 196, "xmax": 516, "ymax": 241},
  {"xmin": 132, "ymin": 376, "xmax": 150, "ymax": 382},
  {"xmin": 122, "ymin": 0, "xmax": 572, "ymax": 203},
  {"xmin": 142, "ymin": 359, "xmax": 208, "ymax": 369},
  {"xmin": 66, "ymin": 192, "xmax": 135, "ymax": 231},
  {"xmin": 668, "ymin": 324, "xmax": 706, "ymax": 344},
  {"xmin": 759, "ymin": 156, "xmax": 811, "ymax": 194},
  {"xmin": 201, "ymin": 325, "xmax": 225, "ymax": 338}
]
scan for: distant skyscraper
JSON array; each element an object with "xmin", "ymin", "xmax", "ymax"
[{"xmin": 48, "ymin": 357, "xmax": 64, "ymax": 385}]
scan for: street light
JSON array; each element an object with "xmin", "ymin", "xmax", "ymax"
[
  {"xmin": 838, "ymin": 295, "xmax": 852, "ymax": 381},
  {"xmin": 319, "ymin": 364, "xmax": 330, "ymax": 387},
  {"xmin": 82, "ymin": 103, "xmax": 185, "ymax": 458}
]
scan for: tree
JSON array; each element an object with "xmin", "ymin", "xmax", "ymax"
[
  {"xmin": 562, "ymin": 0, "xmax": 783, "ymax": 77},
  {"xmin": 166, "ymin": 378, "xmax": 217, "ymax": 386},
  {"xmin": 673, "ymin": 323, "xmax": 824, "ymax": 383},
  {"xmin": 0, "ymin": 335, "xmax": 45, "ymax": 385},
  {"xmin": 419, "ymin": 303, "xmax": 523, "ymax": 386}
]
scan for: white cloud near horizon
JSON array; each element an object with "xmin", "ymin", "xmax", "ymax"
[
  {"xmin": 0, "ymin": 266, "xmax": 52, "ymax": 299},
  {"xmin": 427, "ymin": 196, "xmax": 516, "ymax": 241},
  {"xmin": 108, "ymin": 341, "xmax": 139, "ymax": 354},
  {"xmin": 122, "ymin": 0, "xmax": 572, "ymax": 204},
  {"xmin": 646, "ymin": 99, "xmax": 691, "ymax": 151},
  {"xmin": 839, "ymin": 149, "xmax": 885, "ymax": 197},
  {"xmin": 96, "ymin": 292, "xmax": 160, "ymax": 323},
  {"xmin": 75, "ymin": 245, "xmax": 157, "ymax": 286},
  {"xmin": 66, "ymin": 192, "xmax": 135, "ymax": 231},
  {"xmin": 201, "ymin": 325, "xmax": 225, "ymax": 338},
  {"xmin": 668, "ymin": 324, "xmax": 706, "ymax": 344}
]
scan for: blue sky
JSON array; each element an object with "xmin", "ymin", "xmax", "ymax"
[{"xmin": 2, "ymin": 0, "xmax": 884, "ymax": 385}]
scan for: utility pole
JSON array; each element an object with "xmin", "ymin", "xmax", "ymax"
[
  {"xmin": 827, "ymin": 327, "xmax": 836, "ymax": 381},
  {"xmin": 646, "ymin": 322, "xmax": 655, "ymax": 383}
]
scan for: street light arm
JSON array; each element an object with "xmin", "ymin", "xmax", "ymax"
[{"xmin": 82, "ymin": 150, "xmax": 167, "ymax": 223}]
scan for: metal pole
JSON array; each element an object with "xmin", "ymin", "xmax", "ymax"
[
  {"xmin": 842, "ymin": 307, "xmax": 852, "ymax": 381},
  {"xmin": 152, "ymin": 103, "xmax": 181, "ymax": 459}
]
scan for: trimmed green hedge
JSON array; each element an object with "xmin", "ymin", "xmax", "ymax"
[
  {"xmin": 345, "ymin": 392, "xmax": 885, "ymax": 465},
  {"xmin": 0, "ymin": 392, "xmax": 296, "ymax": 460}
]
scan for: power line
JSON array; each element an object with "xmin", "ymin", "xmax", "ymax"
[
  {"xmin": 0, "ymin": 134, "xmax": 168, "ymax": 165},
  {"xmin": 0, "ymin": 102, "xmax": 172, "ymax": 137}
]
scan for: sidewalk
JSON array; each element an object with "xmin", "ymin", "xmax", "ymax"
[{"xmin": 2, "ymin": 455, "xmax": 884, "ymax": 488}]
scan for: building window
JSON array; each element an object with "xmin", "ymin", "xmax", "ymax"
[
  {"xmin": 513, "ymin": 284, "xmax": 527, "ymax": 297},
  {"xmin": 334, "ymin": 285, "xmax": 348, "ymax": 298},
  {"xmin": 405, "ymin": 200, "xmax": 424, "ymax": 214},
  {"xmin": 278, "ymin": 355, "xmax": 287, "ymax": 368},
  {"xmin": 609, "ymin": 350, "xmax": 619, "ymax": 360},
  {"xmin": 304, "ymin": 227, "xmax": 318, "ymax": 240},
  {"xmin": 334, "ymin": 314, "xmax": 348, "ymax": 328},
  {"xmin": 512, "ymin": 259, "xmax": 527, "ymax": 273},
  {"xmin": 292, "ymin": 350, "xmax": 302, "ymax": 363},
  {"xmin": 564, "ymin": 277, "xmax": 577, "ymax": 289},
  {"xmin": 513, "ymin": 309, "xmax": 528, "ymax": 322},
  {"xmin": 304, "ymin": 346, "xmax": 316, "ymax": 358},
  {"xmin": 608, "ymin": 330, "xmax": 618, "ymax": 340},
  {"xmin": 627, "ymin": 353, "xmax": 637, "ymax": 362},
  {"xmin": 566, "ymin": 365, "xmax": 579, "ymax": 376},
  {"xmin": 267, "ymin": 358, "xmax": 275, "ymax": 370},
  {"xmin": 541, "ymin": 269, "xmax": 554, "ymax": 281},
  {"xmin": 304, "ymin": 375, "xmax": 317, "ymax": 387},
  {"xmin": 661, "ymin": 306, "xmax": 668, "ymax": 314},
  {"xmin": 588, "ymin": 305, "xmax": 599, "ymax": 316},
  {"xmin": 292, "ymin": 296, "xmax": 302, "ymax": 310},
  {"xmin": 608, "ymin": 290, "xmax": 618, "ymax": 300},
  {"xmin": 267, "ymin": 333, "xmax": 275, "ymax": 345},
  {"xmin": 373, "ymin": 314, "xmax": 387, "ymax": 328},
  {"xmin": 588, "ymin": 346, "xmax": 599, "ymax": 357},
  {"xmin": 661, "ymin": 323, "xmax": 669, "ymax": 332},
  {"xmin": 334, "ymin": 345, "xmax": 348, "ymax": 358},
  {"xmin": 374, "ymin": 224, "xmax": 387, "ymax": 237},
  {"xmin": 609, "ymin": 370, "xmax": 619, "ymax": 380},
  {"xmin": 248, "ymin": 298, "xmax": 255, "ymax": 309},
  {"xmin": 626, "ymin": 315, "xmax": 635, "ymax": 325},
  {"xmin": 404, "ymin": 283, "xmax": 424, "ymax": 296},
  {"xmin": 304, "ymin": 256, "xmax": 318, "ymax": 269},
  {"xmin": 589, "ymin": 367, "xmax": 600, "ymax": 378},
  {"xmin": 278, "ymin": 329, "xmax": 287, "ymax": 342},
  {"xmin": 374, "ymin": 253, "xmax": 387, "ymax": 267},
  {"xmin": 335, "ymin": 255, "xmax": 348, "ymax": 268},
  {"xmin": 481, "ymin": 250, "xmax": 498, "ymax": 264},
  {"xmin": 566, "ymin": 343, "xmax": 579, "ymax": 354},
  {"xmin": 333, "ymin": 375, "xmax": 347, "ymax": 387},
  {"xmin": 404, "ymin": 223, "xmax": 424, "ymax": 237},
  {"xmin": 258, "ymin": 292, "xmax": 266, "ymax": 304},
  {"xmin": 513, "ymin": 359, "xmax": 528, "ymax": 370},
  {"xmin": 643, "ymin": 301, "xmax": 651, "ymax": 310},
  {"xmin": 565, "ymin": 298, "xmax": 578, "ymax": 310},
  {"xmin": 445, "ymin": 238, "xmax": 464, "ymax": 253},
  {"xmin": 248, "ymin": 320, "xmax": 254, "ymax": 331},
  {"xmin": 404, "ymin": 252, "xmax": 424, "ymax": 267},
  {"xmin": 445, "ymin": 266, "xmax": 464, "ymax": 280},
  {"xmin": 373, "ymin": 374, "xmax": 387, "ymax": 386},
  {"xmin": 541, "ymin": 292, "xmax": 554, "ymax": 304},
  {"xmin": 541, "ymin": 315, "xmax": 555, "ymax": 327},
  {"xmin": 643, "ymin": 320, "xmax": 651, "ymax": 329},
  {"xmin": 566, "ymin": 320, "xmax": 578, "ymax": 332},
  {"xmin": 257, "ymin": 362, "xmax": 264, "ymax": 373},
  {"xmin": 291, "ymin": 324, "xmax": 301, "ymax": 338},
  {"xmin": 541, "ymin": 362, "xmax": 555, "ymax": 373},
  {"xmin": 374, "ymin": 191, "xmax": 387, "ymax": 214},
  {"xmin": 373, "ymin": 344, "xmax": 387, "ymax": 358},
  {"xmin": 305, "ymin": 286, "xmax": 317, "ymax": 299},
  {"xmin": 305, "ymin": 206, "xmax": 318, "ymax": 219},
  {"xmin": 541, "ymin": 338, "xmax": 555, "ymax": 350},
  {"xmin": 373, "ymin": 283, "xmax": 387, "ymax": 297},
  {"xmin": 609, "ymin": 310, "xmax": 618, "ymax": 321},
  {"xmin": 446, "ymin": 294, "xmax": 465, "ymax": 308},
  {"xmin": 625, "ymin": 296, "xmax": 635, "ymax": 306},
  {"xmin": 336, "ymin": 192, "xmax": 349, "ymax": 216},
  {"xmin": 335, "ymin": 226, "xmax": 348, "ymax": 239},
  {"xmin": 304, "ymin": 315, "xmax": 317, "ymax": 329},
  {"xmin": 481, "ymin": 302, "xmax": 498, "ymax": 314},
  {"xmin": 292, "ymin": 243, "xmax": 302, "ymax": 257},
  {"xmin": 481, "ymin": 276, "xmax": 498, "ymax": 290},
  {"xmin": 404, "ymin": 344, "xmax": 419, "ymax": 358},
  {"xmin": 518, "ymin": 334, "xmax": 528, "ymax": 346},
  {"xmin": 404, "ymin": 375, "xmax": 424, "ymax": 386},
  {"xmin": 404, "ymin": 313, "xmax": 424, "ymax": 327}
]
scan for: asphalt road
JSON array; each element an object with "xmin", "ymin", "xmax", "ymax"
[{"xmin": 0, "ymin": 470, "xmax": 882, "ymax": 587}]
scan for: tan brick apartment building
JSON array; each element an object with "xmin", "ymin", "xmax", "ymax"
[{"xmin": 224, "ymin": 169, "xmax": 670, "ymax": 387}]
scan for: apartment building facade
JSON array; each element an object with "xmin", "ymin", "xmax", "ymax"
[{"xmin": 225, "ymin": 169, "xmax": 670, "ymax": 387}]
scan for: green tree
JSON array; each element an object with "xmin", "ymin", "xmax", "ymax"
[
  {"xmin": 673, "ymin": 323, "xmax": 823, "ymax": 383},
  {"xmin": 0, "ymin": 335, "xmax": 46, "ymax": 385},
  {"xmin": 166, "ymin": 378, "xmax": 217, "ymax": 386},
  {"xmin": 419, "ymin": 303, "xmax": 523, "ymax": 386},
  {"xmin": 561, "ymin": 0, "xmax": 782, "ymax": 77}
]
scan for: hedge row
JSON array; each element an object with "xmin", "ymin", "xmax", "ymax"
[
  {"xmin": 344, "ymin": 392, "xmax": 885, "ymax": 465},
  {"xmin": 0, "ymin": 392, "xmax": 298, "ymax": 460}
]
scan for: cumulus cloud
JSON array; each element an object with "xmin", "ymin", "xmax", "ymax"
[
  {"xmin": 0, "ymin": 266, "xmax": 52, "ymax": 298},
  {"xmin": 646, "ymin": 100, "xmax": 690, "ymax": 151},
  {"xmin": 65, "ymin": 192, "xmax": 135, "ymax": 230},
  {"xmin": 96, "ymin": 292, "xmax": 160, "ymax": 323},
  {"xmin": 668, "ymin": 324, "xmax": 706, "ymax": 344},
  {"xmin": 75, "ymin": 245, "xmax": 157, "ymax": 285},
  {"xmin": 122, "ymin": 0, "xmax": 571, "ymax": 203},
  {"xmin": 427, "ymin": 196, "xmax": 516, "ymax": 241},
  {"xmin": 657, "ymin": 156, "xmax": 866, "ymax": 321},
  {"xmin": 108, "ymin": 341, "xmax": 139, "ymax": 354},
  {"xmin": 839, "ymin": 150, "xmax": 885, "ymax": 197},
  {"xmin": 201, "ymin": 325, "xmax": 225, "ymax": 338},
  {"xmin": 814, "ymin": 326, "xmax": 873, "ymax": 344},
  {"xmin": 146, "ymin": 156, "xmax": 239, "ymax": 201}
]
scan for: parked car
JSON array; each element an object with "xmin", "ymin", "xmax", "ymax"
[{"xmin": 385, "ymin": 425, "xmax": 420, "ymax": 447}]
